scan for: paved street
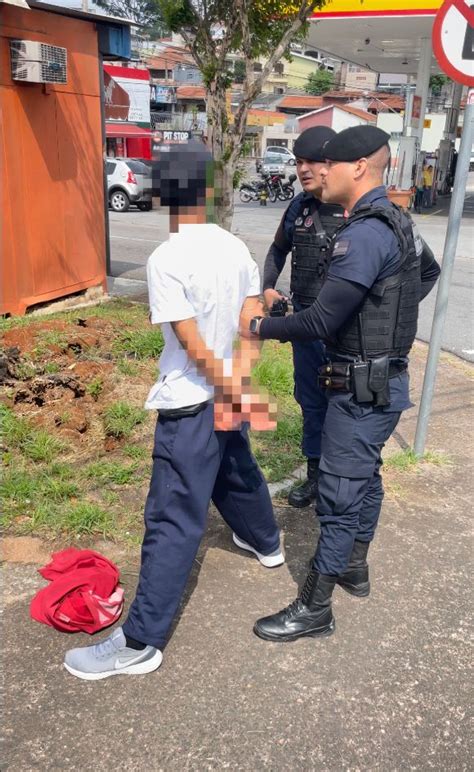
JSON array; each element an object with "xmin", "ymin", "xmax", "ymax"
[{"xmin": 109, "ymin": 175, "xmax": 474, "ymax": 361}]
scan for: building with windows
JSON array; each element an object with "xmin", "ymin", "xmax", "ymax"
[{"xmin": 333, "ymin": 61, "xmax": 378, "ymax": 92}]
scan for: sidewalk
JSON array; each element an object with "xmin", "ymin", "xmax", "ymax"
[{"xmin": 2, "ymin": 342, "xmax": 473, "ymax": 770}]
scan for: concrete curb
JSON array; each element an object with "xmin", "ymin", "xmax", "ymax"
[
  {"xmin": 267, "ymin": 462, "xmax": 306, "ymax": 498},
  {"xmin": 107, "ymin": 276, "xmax": 148, "ymax": 297}
]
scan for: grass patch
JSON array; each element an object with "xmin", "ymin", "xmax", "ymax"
[
  {"xmin": 21, "ymin": 428, "xmax": 65, "ymax": 462},
  {"xmin": 1, "ymin": 405, "xmax": 66, "ymax": 462},
  {"xmin": 103, "ymin": 401, "xmax": 147, "ymax": 438},
  {"xmin": 384, "ymin": 448, "xmax": 450, "ymax": 471},
  {"xmin": 252, "ymin": 342, "xmax": 295, "ymax": 398},
  {"xmin": 249, "ymin": 341, "xmax": 303, "ymax": 482},
  {"xmin": 84, "ymin": 459, "xmax": 140, "ymax": 485},
  {"xmin": 117, "ymin": 359, "xmax": 140, "ymax": 377},
  {"xmin": 61, "ymin": 503, "xmax": 113, "ymax": 535},
  {"xmin": 86, "ymin": 377, "xmax": 103, "ymax": 401},
  {"xmin": 44, "ymin": 362, "xmax": 61, "ymax": 374},
  {"xmin": 123, "ymin": 444, "xmax": 149, "ymax": 460},
  {"xmin": 1, "ymin": 463, "xmax": 79, "ymax": 528},
  {"xmin": 113, "ymin": 328, "xmax": 164, "ymax": 360},
  {"xmin": 251, "ymin": 412, "xmax": 303, "ymax": 482},
  {"xmin": 14, "ymin": 360, "xmax": 37, "ymax": 380}
]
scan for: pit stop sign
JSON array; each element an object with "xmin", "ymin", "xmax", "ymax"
[{"xmin": 432, "ymin": 0, "xmax": 474, "ymax": 87}]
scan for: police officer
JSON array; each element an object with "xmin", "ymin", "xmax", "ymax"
[
  {"xmin": 245, "ymin": 125, "xmax": 441, "ymax": 642},
  {"xmin": 263, "ymin": 126, "xmax": 345, "ymax": 508}
]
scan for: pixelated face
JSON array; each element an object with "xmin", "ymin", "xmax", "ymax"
[
  {"xmin": 296, "ymin": 158, "xmax": 325, "ymax": 196},
  {"xmin": 151, "ymin": 141, "xmax": 214, "ymax": 212}
]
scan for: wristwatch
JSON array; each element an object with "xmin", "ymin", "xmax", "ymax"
[{"xmin": 249, "ymin": 316, "xmax": 264, "ymax": 336}]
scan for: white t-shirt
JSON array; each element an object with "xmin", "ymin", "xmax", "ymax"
[{"xmin": 145, "ymin": 223, "xmax": 261, "ymax": 410}]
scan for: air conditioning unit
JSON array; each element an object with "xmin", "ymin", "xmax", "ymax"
[{"xmin": 10, "ymin": 39, "xmax": 67, "ymax": 84}]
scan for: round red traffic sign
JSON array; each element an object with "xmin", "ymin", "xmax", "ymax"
[{"xmin": 432, "ymin": 0, "xmax": 474, "ymax": 87}]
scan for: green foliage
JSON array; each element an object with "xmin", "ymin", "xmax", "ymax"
[
  {"xmin": 86, "ymin": 377, "xmax": 104, "ymax": 401},
  {"xmin": 44, "ymin": 362, "xmax": 60, "ymax": 374},
  {"xmin": 61, "ymin": 503, "xmax": 113, "ymax": 536},
  {"xmin": 158, "ymin": 1, "xmax": 321, "ymax": 66},
  {"xmin": 429, "ymin": 74, "xmax": 450, "ymax": 96},
  {"xmin": 13, "ymin": 359, "xmax": 37, "ymax": 380},
  {"xmin": 233, "ymin": 59, "xmax": 246, "ymax": 83},
  {"xmin": 94, "ymin": 0, "xmax": 166, "ymax": 32},
  {"xmin": 1, "ymin": 406, "xmax": 65, "ymax": 462},
  {"xmin": 117, "ymin": 359, "xmax": 140, "ymax": 377},
  {"xmin": 253, "ymin": 343, "xmax": 295, "ymax": 397},
  {"xmin": 103, "ymin": 401, "xmax": 147, "ymax": 439},
  {"xmin": 84, "ymin": 460, "xmax": 140, "ymax": 485},
  {"xmin": 304, "ymin": 68, "xmax": 334, "ymax": 95},
  {"xmin": 384, "ymin": 448, "xmax": 450, "ymax": 471},
  {"xmin": 1, "ymin": 463, "xmax": 78, "ymax": 528},
  {"xmin": 123, "ymin": 444, "xmax": 149, "ymax": 460},
  {"xmin": 113, "ymin": 328, "xmax": 164, "ymax": 360}
]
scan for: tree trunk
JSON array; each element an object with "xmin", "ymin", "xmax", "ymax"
[{"xmin": 206, "ymin": 81, "xmax": 237, "ymax": 231}]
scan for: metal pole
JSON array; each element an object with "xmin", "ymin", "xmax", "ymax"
[
  {"xmin": 413, "ymin": 102, "xmax": 474, "ymax": 456},
  {"xmin": 98, "ymin": 54, "xmax": 112, "ymax": 277}
]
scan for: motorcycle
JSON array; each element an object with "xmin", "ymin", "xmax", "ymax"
[
  {"xmin": 268, "ymin": 173, "xmax": 297, "ymax": 201},
  {"xmin": 275, "ymin": 173, "xmax": 297, "ymax": 201},
  {"xmin": 239, "ymin": 172, "xmax": 277, "ymax": 203}
]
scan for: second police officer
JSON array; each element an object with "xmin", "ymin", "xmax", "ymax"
[
  {"xmin": 247, "ymin": 126, "xmax": 441, "ymax": 642},
  {"xmin": 263, "ymin": 126, "xmax": 345, "ymax": 508}
]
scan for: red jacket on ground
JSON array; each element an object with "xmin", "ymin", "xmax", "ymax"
[{"xmin": 30, "ymin": 548, "xmax": 124, "ymax": 634}]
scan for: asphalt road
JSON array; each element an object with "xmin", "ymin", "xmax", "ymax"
[{"xmin": 109, "ymin": 175, "xmax": 474, "ymax": 361}]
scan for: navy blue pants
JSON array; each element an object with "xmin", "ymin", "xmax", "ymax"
[
  {"xmin": 312, "ymin": 391, "xmax": 402, "ymax": 576},
  {"xmin": 122, "ymin": 403, "xmax": 280, "ymax": 650},
  {"xmin": 292, "ymin": 301, "xmax": 328, "ymax": 460}
]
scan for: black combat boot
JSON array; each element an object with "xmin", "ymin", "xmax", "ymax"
[
  {"xmin": 253, "ymin": 570, "xmax": 336, "ymax": 642},
  {"xmin": 336, "ymin": 540, "xmax": 370, "ymax": 597},
  {"xmin": 288, "ymin": 458, "xmax": 319, "ymax": 508}
]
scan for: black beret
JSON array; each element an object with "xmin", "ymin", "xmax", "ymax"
[
  {"xmin": 323, "ymin": 125, "xmax": 391, "ymax": 162},
  {"xmin": 293, "ymin": 126, "xmax": 336, "ymax": 162}
]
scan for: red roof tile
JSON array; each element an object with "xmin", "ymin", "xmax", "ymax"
[
  {"xmin": 176, "ymin": 85, "xmax": 206, "ymax": 100},
  {"xmin": 278, "ymin": 95, "xmax": 324, "ymax": 110},
  {"xmin": 338, "ymin": 104, "xmax": 377, "ymax": 122}
]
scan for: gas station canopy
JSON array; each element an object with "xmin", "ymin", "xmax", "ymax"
[{"xmin": 308, "ymin": 0, "xmax": 444, "ymax": 74}]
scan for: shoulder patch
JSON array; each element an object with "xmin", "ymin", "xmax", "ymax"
[
  {"xmin": 332, "ymin": 239, "xmax": 350, "ymax": 257},
  {"xmin": 411, "ymin": 223, "xmax": 424, "ymax": 256}
]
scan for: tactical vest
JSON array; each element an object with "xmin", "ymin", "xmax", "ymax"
[
  {"xmin": 290, "ymin": 200, "xmax": 345, "ymax": 306},
  {"xmin": 331, "ymin": 203, "xmax": 421, "ymax": 359}
]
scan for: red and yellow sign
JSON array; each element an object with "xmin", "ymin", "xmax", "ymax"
[{"xmin": 312, "ymin": 0, "xmax": 443, "ymax": 18}]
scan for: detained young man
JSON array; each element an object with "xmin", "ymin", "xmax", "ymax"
[{"xmin": 63, "ymin": 141, "xmax": 283, "ymax": 680}]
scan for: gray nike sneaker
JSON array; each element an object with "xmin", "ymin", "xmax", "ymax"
[{"xmin": 64, "ymin": 627, "xmax": 162, "ymax": 681}]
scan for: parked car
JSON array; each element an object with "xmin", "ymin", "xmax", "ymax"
[
  {"xmin": 106, "ymin": 158, "xmax": 152, "ymax": 212},
  {"xmin": 258, "ymin": 153, "xmax": 286, "ymax": 177},
  {"xmin": 265, "ymin": 145, "xmax": 296, "ymax": 165}
]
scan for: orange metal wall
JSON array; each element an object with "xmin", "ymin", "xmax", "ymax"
[{"xmin": 1, "ymin": 7, "xmax": 107, "ymax": 315}]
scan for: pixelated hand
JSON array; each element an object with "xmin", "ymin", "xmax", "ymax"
[{"xmin": 214, "ymin": 391, "xmax": 277, "ymax": 432}]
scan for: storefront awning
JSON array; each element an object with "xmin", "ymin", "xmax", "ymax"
[{"xmin": 105, "ymin": 123, "xmax": 151, "ymax": 138}]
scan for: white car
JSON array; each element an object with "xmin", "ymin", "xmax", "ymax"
[
  {"xmin": 106, "ymin": 158, "xmax": 152, "ymax": 213},
  {"xmin": 265, "ymin": 146, "xmax": 296, "ymax": 165}
]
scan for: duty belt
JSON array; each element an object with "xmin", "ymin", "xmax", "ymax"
[{"xmin": 318, "ymin": 357, "xmax": 407, "ymax": 407}]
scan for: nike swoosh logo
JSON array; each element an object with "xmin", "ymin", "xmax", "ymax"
[{"xmin": 114, "ymin": 652, "xmax": 148, "ymax": 669}]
